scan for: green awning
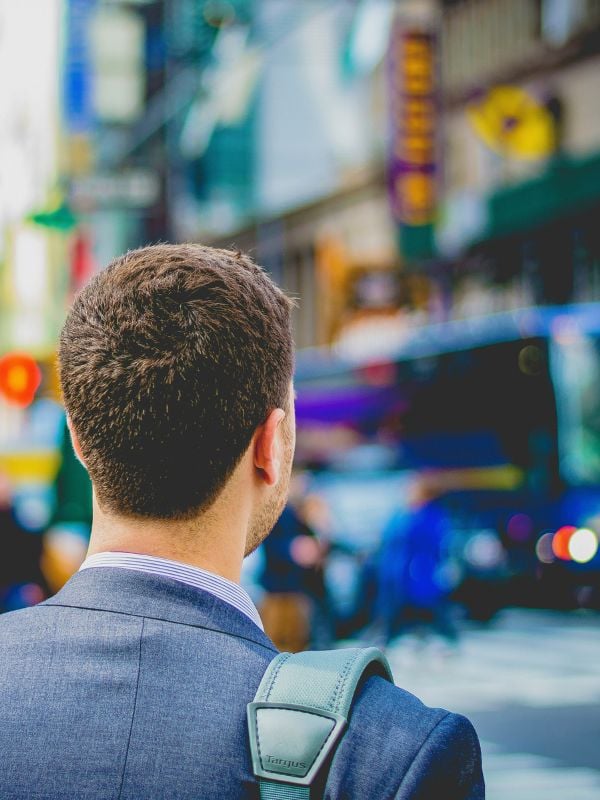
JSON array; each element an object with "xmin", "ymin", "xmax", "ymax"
[{"xmin": 486, "ymin": 150, "xmax": 600, "ymax": 240}]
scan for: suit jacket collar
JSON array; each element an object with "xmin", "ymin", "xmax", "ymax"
[{"xmin": 43, "ymin": 567, "xmax": 277, "ymax": 654}]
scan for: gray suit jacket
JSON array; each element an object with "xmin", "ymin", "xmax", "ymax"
[{"xmin": 0, "ymin": 568, "xmax": 484, "ymax": 798}]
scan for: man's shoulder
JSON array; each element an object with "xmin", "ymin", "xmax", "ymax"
[
  {"xmin": 0, "ymin": 605, "xmax": 41, "ymax": 635},
  {"xmin": 344, "ymin": 674, "xmax": 450, "ymax": 759},
  {"xmin": 328, "ymin": 675, "xmax": 483, "ymax": 799}
]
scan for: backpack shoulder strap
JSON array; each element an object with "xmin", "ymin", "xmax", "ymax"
[{"xmin": 247, "ymin": 647, "xmax": 393, "ymax": 800}]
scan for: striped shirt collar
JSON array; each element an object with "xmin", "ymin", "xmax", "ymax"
[{"xmin": 79, "ymin": 551, "xmax": 263, "ymax": 631}]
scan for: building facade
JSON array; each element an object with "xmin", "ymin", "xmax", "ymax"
[{"xmin": 210, "ymin": 0, "xmax": 600, "ymax": 349}]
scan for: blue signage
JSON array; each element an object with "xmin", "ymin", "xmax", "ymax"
[{"xmin": 64, "ymin": 0, "xmax": 97, "ymax": 133}]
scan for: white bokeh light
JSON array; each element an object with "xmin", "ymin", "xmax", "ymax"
[{"xmin": 568, "ymin": 528, "xmax": 599, "ymax": 564}]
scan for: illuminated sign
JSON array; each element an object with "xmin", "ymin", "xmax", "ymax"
[{"xmin": 387, "ymin": 27, "xmax": 438, "ymax": 227}]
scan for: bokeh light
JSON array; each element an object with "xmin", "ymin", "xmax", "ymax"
[
  {"xmin": 0, "ymin": 353, "xmax": 41, "ymax": 407},
  {"xmin": 507, "ymin": 513, "xmax": 533, "ymax": 542},
  {"xmin": 551, "ymin": 525, "xmax": 576, "ymax": 560},
  {"xmin": 465, "ymin": 532, "xmax": 504, "ymax": 569},
  {"xmin": 518, "ymin": 345, "xmax": 544, "ymax": 375},
  {"xmin": 568, "ymin": 528, "xmax": 599, "ymax": 564},
  {"xmin": 535, "ymin": 532, "xmax": 555, "ymax": 564}
]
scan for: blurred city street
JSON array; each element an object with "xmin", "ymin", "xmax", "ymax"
[
  {"xmin": 2, "ymin": 0, "xmax": 600, "ymax": 796},
  {"xmin": 385, "ymin": 610, "xmax": 600, "ymax": 799}
]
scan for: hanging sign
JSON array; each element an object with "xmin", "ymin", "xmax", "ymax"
[{"xmin": 387, "ymin": 25, "xmax": 438, "ymax": 227}]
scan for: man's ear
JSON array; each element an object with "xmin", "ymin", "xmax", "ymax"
[
  {"xmin": 66, "ymin": 415, "xmax": 87, "ymax": 470},
  {"xmin": 253, "ymin": 408, "xmax": 286, "ymax": 487}
]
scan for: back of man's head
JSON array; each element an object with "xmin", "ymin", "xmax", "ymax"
[{"xmin": 59, "ymin": 243, "xmax": 294, "ymax": 520}]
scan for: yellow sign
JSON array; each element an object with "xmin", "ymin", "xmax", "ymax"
[{"xmin": 467, "ymin": 86, "xmax": 556, "ymax": 159}]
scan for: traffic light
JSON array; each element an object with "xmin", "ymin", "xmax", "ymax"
[{"xmin": 0, "ymin": 353, "xmax": 41, "ymax": 407}]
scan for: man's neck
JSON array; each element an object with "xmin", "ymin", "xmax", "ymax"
[{"xmin": 87, "ymin": 498, "xmax": 248, "ymax": 584}]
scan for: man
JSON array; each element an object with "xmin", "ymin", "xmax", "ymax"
[{"xmin": 0, "ymin": 244, "xmax": 484, "ymax": 799}]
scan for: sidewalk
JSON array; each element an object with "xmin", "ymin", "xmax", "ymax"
[{"xmin": 384, "ymin": 609, "xmax": 600, "ymax": 799}]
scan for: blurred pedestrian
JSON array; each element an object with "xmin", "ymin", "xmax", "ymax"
[
  {"xmin": 297, "ymin": 490, "xmax": 335, "ymax": 647},
  {"xmin": 377, "ymin": 476, "xmax": 458, "ymax": 649},
  {"xmin": 259, "ymin": 502, "xmax": 330, "ymax": 651},
  {"xmin": 0, "ymin": 472, "xmax": 46, "ymax": 612},
  {"xmin": 259, "ymin": 504, "xmax": 311, "ymax": 651}
]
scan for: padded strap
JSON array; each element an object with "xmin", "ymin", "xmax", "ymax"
[
  {"xmin": 255, "ymin": 647, "xmax": 392, "ymax": 717},
  {"xmin": 259, "ymin": 784, "xmax": 309, "ymax": 800},
  {"xmin": 248, "ymin": 648, "xmax": 392, "ymax": 799}
]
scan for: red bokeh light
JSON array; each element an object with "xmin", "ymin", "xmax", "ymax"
[
  {"xmin": 0, "ymin": 353, "xmax": 41, "ymax": 407},
  {"xmin": 551, "ymin": 525, "xmax": 577, "ymax": 560}
]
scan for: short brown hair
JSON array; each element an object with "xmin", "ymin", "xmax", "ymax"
[{"xmin": 59, "ymin": 243, "xmax": 294, "ymax": 519}]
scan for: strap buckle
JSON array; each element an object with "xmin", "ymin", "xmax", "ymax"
[{"xmin": 247, "ymin": 702, "xmax": 347, "ymax": 787}]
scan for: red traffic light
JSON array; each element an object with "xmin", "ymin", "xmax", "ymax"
[{"xmin": 0, "ymin": 353, "xmax": 41, "ymax": 407}]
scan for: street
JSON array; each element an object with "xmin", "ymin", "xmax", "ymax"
[{"xmin": 385, "ymin": 609, "xmax": 600, "ymax": 799}]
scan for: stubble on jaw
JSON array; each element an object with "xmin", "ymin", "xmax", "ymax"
[{"xmin": 244, "ymin": 413, "xmax": 295, "ymax": 557}]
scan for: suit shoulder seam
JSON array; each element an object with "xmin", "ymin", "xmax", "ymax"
[
  {"xmin": 117, "ymin": 617, "xmax": 144, "ymax": 800},
  {"xmin": 39, "ymin": 602, "xmax": 277, "ymax": 654}
]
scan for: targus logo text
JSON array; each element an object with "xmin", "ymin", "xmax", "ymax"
[{"xmin": 265, "ymin": 756, "xmax": 307, "ymax": 769}]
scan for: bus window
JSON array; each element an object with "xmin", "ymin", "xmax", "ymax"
[{"xmin": 551, "ymin": 331, "xmax": 600, "ymax": 486}]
